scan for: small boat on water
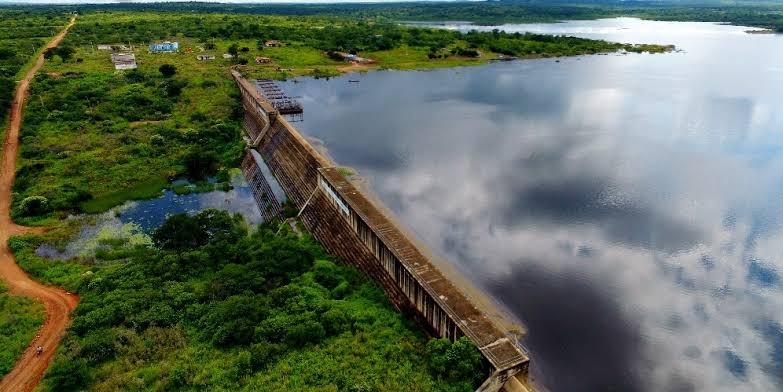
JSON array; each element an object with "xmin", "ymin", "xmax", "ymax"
[{"xmin": 348, "ymin": 80, "xmax": 360, "ymax": 83}]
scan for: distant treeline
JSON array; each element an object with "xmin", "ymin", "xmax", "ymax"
[
  {"xmin": 2, "ymin": 1, "xmax": 782, "ymax": 31},
  {"xmin": 59, "ymin": 12, "xmax": 667, "ymax": 58}
]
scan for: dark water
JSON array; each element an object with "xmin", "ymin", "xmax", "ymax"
[
  {"xmin": 280, "ymin": 18, "xmax": 783, "ymax": 392},
  {"xmin": 37, "ymin": 172, "xmax": 261, "ymax": 259},
  {"xmin": 109, "ymin": 171, "xmax": 262, "ymax": 233},
  {"xmin": 116, "ymin": 182, "xmax": 262, "ymax": 233}
]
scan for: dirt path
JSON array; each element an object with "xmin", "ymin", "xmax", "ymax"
[{"xmin": 0, "ymin": 17, "xmax": 78, "ymax": 392}]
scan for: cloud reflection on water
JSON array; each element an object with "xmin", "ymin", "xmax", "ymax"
[{"xmin": 283, "ymin": 18, "xmax": 783, "ymax": 392}]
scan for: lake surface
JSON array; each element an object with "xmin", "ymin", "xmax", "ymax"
[{"xmin": 280, "ymin": 18, "xmax": 783, "ymax": 392}]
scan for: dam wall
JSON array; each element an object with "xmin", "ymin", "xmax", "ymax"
[{"xmin": 232, "ymin": 70, "xmax": 529, "ymax": 391}]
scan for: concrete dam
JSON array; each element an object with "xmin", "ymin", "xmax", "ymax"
[{"xmin": 232, "ymin": 70, "xmax": 531, "ymax": 392}]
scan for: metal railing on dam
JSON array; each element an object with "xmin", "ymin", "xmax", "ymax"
[{"xmin": 232, "ymin": 70, "xmax": 531, "ymax": 392}]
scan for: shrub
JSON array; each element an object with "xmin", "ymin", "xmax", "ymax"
[
  {"xmin": 158, "ymin": 64, "xmax": 177, "ymax": 78},
  {"xmin": 249, "ymin": 342, "xmax": 283, "ymax": 371},
  {"xmin": 46, "ymin": 358, "xmax": 90, "ymax": 391},
  {"xmin": 284, "ymin": 319, "xmax": 326, "ymax": 348},
  {"xmin": 183, "ymin": 149, "xmax": 219, "ymax": 180},
  {"xmin": 125, "ymin": 69, "xmax": 147, "ymax": 83},
  {"xmin": 312, "ymin": 259, "xmax": 344, "ymax": 289},
  {"xmin": 19, "ymin": 195, "xmax": 49, "ymax": 216},
  {"xmin": 162, "ymin": 79, "xmax": 187, "ymax": 97},
  {"xmin": 150, "ymin": 134, "xmax": 165, "ymax": 146},
  {"xmin": 228, "ymin": 43, "xmax": 239, "ymax": 57},
  {"xmin": 321, "ymin": 308, "xmax": 352, "ymax": 335},
  {"xmin": 79, "ymin": 329, "xmax": 117, "ymax": 364},
  {"xmin": 153, "ymin": 209, "xmax": 245, "ymax": 251},
  {"xmin": 426, "ymin": 337, "xmax": 484, "ymax": 385}
]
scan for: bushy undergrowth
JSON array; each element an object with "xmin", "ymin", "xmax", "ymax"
[
  {"xmin": 13, "ymin": 210, "xmax": 483, "ymax": 391},
  {"xmin": 0, "ymin": 282, "xmax": 45, "ymax": 377},
  {"xmin": 0, "ymin": 11, "xmax": 68, "ymax": 121}
]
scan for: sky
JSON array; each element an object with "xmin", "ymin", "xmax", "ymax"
[{"xmin": 1, "ymin": 0, "xmax": 462, "ymax": 4}]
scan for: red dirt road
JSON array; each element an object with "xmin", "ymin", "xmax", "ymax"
[{"xmin": 0, "ymin": 17, "xmax": 79, "ymax": 392}]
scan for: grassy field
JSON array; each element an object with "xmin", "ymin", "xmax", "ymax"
[{"xmin": 0, "ymin": 282, "xmax": 46, "ymax": 378}]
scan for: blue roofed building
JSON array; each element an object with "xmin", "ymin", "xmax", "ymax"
[{"xmin": 149, "ymin": 41, "xmax": 179, "ymax": 53}]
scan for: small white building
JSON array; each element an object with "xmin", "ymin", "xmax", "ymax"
[
  {"xmin": 222, "ymin": 53, "xmax": 235, "ymax": 59},
  {"xmin": 110, "ymin": 53, "xmax": 137, "ymax": 70},
  {"xmin": 335, "ymin": 52, "xmax": 375, "ymax": 65},
  {"xmin": 98, "ymin": 44, "xmax": 132, "ymax": 52}
]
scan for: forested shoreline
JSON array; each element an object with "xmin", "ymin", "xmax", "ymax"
[{"xmin": 3, "ymin": 1, "xmax": 782, "ymax": 31}]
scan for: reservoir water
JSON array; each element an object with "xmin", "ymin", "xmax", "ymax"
[{"xmin": 280, "ymin": 18, "xmax": 783, "ymax": 392}]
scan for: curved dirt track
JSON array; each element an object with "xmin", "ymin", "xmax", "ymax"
[{"xmin": 0, "ymin": 17, "xmax": 79, "ymax": 392}]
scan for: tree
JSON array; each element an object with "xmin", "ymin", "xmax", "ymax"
[
  {"xmin": 0, "ymin": 78, "xmax": 14, "ymax": 119},
  {"xmin": 426, "ymin": 337, "xmax": 484, "ymax": 384},
  {"xmin": 162, "ymin": 79, "xmax": 187, "ymax": 97},
  {"xmin": 183, "ymin": 149, "xmax": 219, "ymax": 179},
  {"xmin": 19, "ymin": 195, "xmax": 49, "ymax": 216},
  {"xmin": 124, "ymin": 69, "xmax": 147, "ymax": 83},
  {"xmin": 46, "ymin": 358, "xmax": 90, "ymax": 391},
  {"xmin": 158, "ymin": 64, "xmax": 177, "ymax": 78},
  {"xmin": 56, "ymin": 46, "xmax": 75, "ymax": 61},
  {"xmin": 228, "ymin": 43, "xmax": 239, "ymax": 57},
  {"xmin": 44, "ymin": 46, "xmax": 74, "ymax": 61},
  {"xmin": 0, "ymin": 47, "xmax": 14, "ymax": 60},
  {"xmin": 153, "ymin": 209, "xmax": 244, "ymax": 251}
]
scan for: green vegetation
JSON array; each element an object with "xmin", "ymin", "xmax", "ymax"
[
  {"xmin": 158, "ymin": 63, "xmax": 177, "ymax": 78},
  {"xmin": 11, "ymin": 210, "xmax": 483, "ymax": 391},
  {"xmin": 326, "ymin": 0, "xmax": 783, "ymax": 31},
  {"xmin": 12, "ymin": 35, "xmax": 246, "ymax": 221},
  {"xmin": 13, "ymin": 69, "xmax": 243, "ymax": 221},
  {"xmin": 0, "ymin": 282, "xmax": 46, "ymax": 377},
  {"xmin": 0, "ymin": 10, "xmax": 68, "ymax": 122}
]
